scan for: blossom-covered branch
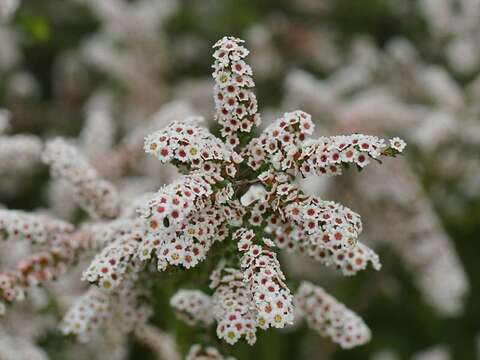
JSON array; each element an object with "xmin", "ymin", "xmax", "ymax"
[{"xmin": 133, "ymin": 36, "xmax": 405, "ymax": 353}]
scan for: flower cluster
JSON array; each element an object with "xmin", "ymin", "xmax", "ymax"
[
  {"xmin": 15, "ymin": 248, "xmax": 71, "ymax": 287},
  {"xmin": 140, "ymin": 197, "xmax": 238, "ymax": 270},
  {"xmin": 170, "ymin": 289, "xmax": 214, "ymax": 326},
  {"xmin": 2, "ymin": 0, "xmax": 478, "ymax": 352},
  {"xmin": 212, "ymin": 37, "xmax": 261, "ymax": 145},
  {"xmin": 282, "ymin": 195, "xmax": 362, "ymax": 250},
  {"xmin": 244, "ymin": 110, "xmax": 314, "ymax": 172},
  {"xmin": 211, "ymin": 266, "xmax": 258, "ymax": 345},
  {"xmin": 245, "ymin": 110, "xmax": 403, "ymax": 174},
  {"xmin": 82, "ymin": 219, "xmax": 145, "ymax": 291},
  {"xmin": 134, "ymin": 36, "xmax": 405, "ymax": 352},
  {"xmin": 141, "ymin": 173, "xmax": 217, "ymax": 234},
  {"xmin": 139, "ymin": 162, "xmax": 248, "ymax": 270},
  {"xmin": 144, "ymin": 118, "xmax": 237, "ymax": 166},
  {"xmin": 0, "ymin": 209, "xmax": 73, "ymax": 245},
  {"xmin": 236, "ymin": 229, "xmax": 294, "ymax": 330},
  {"xmin": 42, "ymin": 138, "xmax": 121, "ymax": 219},
  {"xmin": 270, "ymin": 217, "xmax": 381, "ymax": 276},
  {"xmin": 61, "ymin": 287, "xmax": 111, "ymax": 342},
  {"xmin": 241, "ymin": 170, "xmax": 381, "ymax": 276},
  {"xmin": 296, "ymin": 282, "xmax": 371, "ymax": 349},
  {"xmin": 61, "ymin": 278, "xmax": 152, "ymax": 342}
]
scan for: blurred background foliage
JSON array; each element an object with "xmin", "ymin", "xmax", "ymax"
[{"xmin": 1, "ymin": 0, "xmax": 479, "ymax": 359}]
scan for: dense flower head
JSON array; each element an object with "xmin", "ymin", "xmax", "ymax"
[
  {"xmin": 61, "ymin": 287, "xmax": 111, "ymax": 342},
  {"xmin": 144, "ymin": 118, "xmax": 238, "ymax": 166},
  {"xmin": 244, "ymin": 110, "xmax": 313, "ymax": 171},
  {"xmin": 267, "ymin": 205, "xmax": 381, "ymax": 276},
  {"xmin": 244, "ymin": 110, "xmax": 403, "ymax": 174},
  {"xmin": 281, "ymin": 195, "xmax": 362, "ymax": 250},
  {"xmin": 141, "ymin": 172, "xmax": 218, "ymax": 234},
  {"xmin": 236, "ymin": 228, "xmax": 294, "ymax": 331},
  {"xmin": 309, "ymin": 241, "xmax": 381, "ymax": 275},
  {"xmin": 16, "ymin": 249, "xmax": 70, "ymax": 286},
  {"xmin": 212, "ymin": 36, "xmax": 261, "ymax": 144},
  {"xmin": 139, "ymin": 191, "xmax": 240, "ymax": 270},
  {"xmin": 296, "ymin": 282, "xmax": 371, "ymax": 349},
  {"xmin": 211, "ymin": 266, "xmax": 258, "ymax": 345},
  {"xmin": 82, "ymin": 219, "xmax": 145, "ymax": 291}
]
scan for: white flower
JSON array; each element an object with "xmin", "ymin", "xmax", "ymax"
[{"xmin": 390, "ymin": 137, "xmax": 407, "ymax": 152}]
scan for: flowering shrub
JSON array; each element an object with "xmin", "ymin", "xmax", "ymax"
[
  {"xmin": 138, "ymin": 36, "xmax": 404, "ymax": 352},
  {"xmin": 0, "ymin": 36, "xmax": 406, "ymax": 358}
]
